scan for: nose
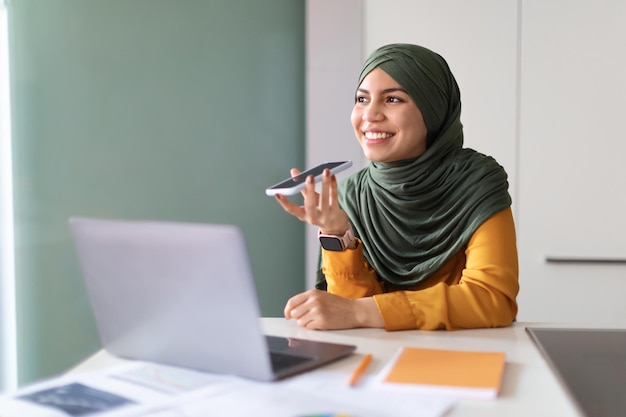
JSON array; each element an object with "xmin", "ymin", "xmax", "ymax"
[{"xmin": 362, "ymin": 102, "xmax": 384, "ymax": 122}]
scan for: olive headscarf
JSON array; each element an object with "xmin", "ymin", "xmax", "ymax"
[{"xmin": 316, "ymin": 43, "xmax": 512, "ymax": 290}]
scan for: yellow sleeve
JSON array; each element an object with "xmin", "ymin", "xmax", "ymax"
[
  {"xmin": 321, "ymin": 240, "xmax": 384, "ymax": 298},
  {"xmin": 373, "ymin": 207, "xmax": 519, "ymax": 330}
]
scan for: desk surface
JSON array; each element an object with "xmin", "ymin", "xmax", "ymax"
[{"xmin": 71, "ymin": 319, "xmax": 586, "ymax": 417}]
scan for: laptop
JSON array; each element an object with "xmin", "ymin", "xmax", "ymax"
[
  {"xmin": 69, "ymin": 217, "xmax": 356, "ymax": 381},
  {"xmin": 526, "ymin": 327, "xmax": 626, "ymax": 417}
]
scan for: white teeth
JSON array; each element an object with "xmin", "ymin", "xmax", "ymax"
[{"xmin": 364, "ymin": 132, "xmax": 393, "ymax": 139}]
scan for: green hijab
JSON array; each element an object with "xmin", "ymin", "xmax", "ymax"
[{"xmin": 316, "ymin": 43, "xmax": 512, "ymax": 290}]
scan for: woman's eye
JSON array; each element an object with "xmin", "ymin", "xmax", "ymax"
[
  {"xmin": 387, "ymin": 96, "xmax": 403, "ymax": 103},
  {"xmin": 355, "ymin": 96, "xmax": 368, "ymax": 103}
]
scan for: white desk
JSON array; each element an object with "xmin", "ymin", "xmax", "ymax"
[{"xmin": 68, "ymin": 318, "xmax": 585, "ymax": 417}]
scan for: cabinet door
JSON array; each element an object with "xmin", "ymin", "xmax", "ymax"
[{"xmin": 518, "ymin": 1, "xmax": 626, "ymax": 324}]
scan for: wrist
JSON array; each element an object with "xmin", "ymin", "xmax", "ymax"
[
  {"xmin": 319, "ymin": 216, "xmax": 351, "ymax": 236},
  {"xmin": 319, "ymin": 227, "xmax": 356, "ymax": 251},
  {"xmin": 354, "ymin": 297, "xmax": 385, "ymax": 328},
  {"xmin": 319, "ymin": 223, "xmax": 351, "ymax": 236}
]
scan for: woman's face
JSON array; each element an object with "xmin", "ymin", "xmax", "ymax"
[{"xmin": 351, "ymin": 68, "xmax": 428, "ymax": 163}]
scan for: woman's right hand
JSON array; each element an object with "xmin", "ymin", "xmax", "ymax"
[
  {"xmin": 274, "ymin": 168, "xmax": 351, "ymax": 235},
  {"xmin": 284, "ymin": 289, "xmax": 384, "ymax": 330}
]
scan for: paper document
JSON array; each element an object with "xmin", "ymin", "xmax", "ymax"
[{"xmin": 0, "ymin": 361, "xmax": 456, "ymax": 417}]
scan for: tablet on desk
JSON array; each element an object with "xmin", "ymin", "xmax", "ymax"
[{"xmin": 526, "ymin": 327, "xmax": 626, "ymax": 417}]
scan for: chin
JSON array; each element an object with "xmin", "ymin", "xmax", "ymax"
[
  {"xmin": 367, "ymin": 156, "xmax": 392, "ymax": 163},
  {"xmin": 362, "ymin": 149, "xmax": 385, "ymax": 162}
]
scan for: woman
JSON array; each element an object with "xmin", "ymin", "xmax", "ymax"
[{"xmin": 275, "ymin": 43, "xmax": 518, "ymax": 331}]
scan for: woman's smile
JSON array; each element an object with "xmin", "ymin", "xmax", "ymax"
[{"xmin": 362, "ymin": 130, "xmax": 395, "ymax": 144}]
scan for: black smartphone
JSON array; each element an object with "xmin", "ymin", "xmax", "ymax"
[{"xmin": 265, "ymin": 161, "xmax": 353, "ymax": 196}]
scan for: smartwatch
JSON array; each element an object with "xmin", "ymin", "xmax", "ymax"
[{"xmin": 319, "ymin": 228, "xmax": 355, "ymax": 251}]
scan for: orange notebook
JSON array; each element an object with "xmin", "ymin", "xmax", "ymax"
[{"xmin": 380, "ymin": 347, "xmax": 506, "ymax": 399}]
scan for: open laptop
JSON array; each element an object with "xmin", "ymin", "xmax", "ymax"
[{"xmin": 69, "ymin": 217, "xmax": 356, "ymax": 381}]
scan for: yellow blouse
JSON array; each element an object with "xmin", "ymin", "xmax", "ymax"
[{"xmin": 320, "ymin": 207, "xmax": 519, "ymax": 331}]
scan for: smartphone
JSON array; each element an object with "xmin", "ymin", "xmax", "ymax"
[{"xmin": 265, "ymin": 160, "xmax": 353, "ymax": 196}]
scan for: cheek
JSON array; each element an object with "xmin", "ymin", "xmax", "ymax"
[
  {"xmin": 397, "ymin": 112, "xmax": 428, "ymax": 142},
  {"xmin": 350, "ymin": 107, "xmax": 360, "ymax": 130}
]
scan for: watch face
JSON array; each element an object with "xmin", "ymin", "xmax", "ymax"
[{"xmin": 319, "ymin": 236, "xmax": 344, "ymax": 251}]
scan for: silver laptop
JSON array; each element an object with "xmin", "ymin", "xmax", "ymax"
[{"xmin": 69, "ymin": 217, "xmax": 356, "ymax": 381}]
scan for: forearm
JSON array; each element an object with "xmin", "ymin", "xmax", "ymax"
[
  {"xmin": 321, "ymin": 239, "xmax": 384, "ymax": 298},
  {"xmin": 374, "ymin": 281, "xmax": 517, "ymax": 331},
  {"xmin": 374, "ymin": 208, "xmax": 519, "ymax": 331}
]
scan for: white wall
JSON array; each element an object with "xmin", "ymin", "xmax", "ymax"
[{"xmin": 305, "ymin": 0, "xmax": 365, "ymax": 287}]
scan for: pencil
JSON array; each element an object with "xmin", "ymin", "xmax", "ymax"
[{"xmin": 348, "ymin": 353, "xmax": 372, "ymax": 387}]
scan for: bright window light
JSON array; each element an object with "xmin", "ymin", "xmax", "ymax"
[{"xmin": 0, "ymin": 0, "xmax": 17, "ymax": 391}]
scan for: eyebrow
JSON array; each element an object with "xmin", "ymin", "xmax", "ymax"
[{"xmin": 356, "ymin": 87, "xmax": 409, "ymax": 95}]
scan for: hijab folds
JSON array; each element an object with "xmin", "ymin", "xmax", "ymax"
[{"xmin": 317, "ymin": 43, "xmax": 512, "ymax": 290}]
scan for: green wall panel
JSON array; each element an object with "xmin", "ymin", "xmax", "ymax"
[{"xmin": 9, "ymin": 0, "xmax": 305, "ymax": 385}]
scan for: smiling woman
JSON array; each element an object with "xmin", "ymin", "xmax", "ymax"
[
  {"xmin": 275, "ymin": 43, "xmax": 518, "ymax": 332},
  {"xmin": 0, "ymin": 0, "xmax": 17, "ymax": 392}
]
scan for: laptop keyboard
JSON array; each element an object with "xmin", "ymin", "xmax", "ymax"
[{"xmin": 269, "ymin": 351, "xmax": 313, "ymax": 373}]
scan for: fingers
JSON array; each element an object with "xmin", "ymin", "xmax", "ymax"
[
  {"xmin": 318, "ymin": 169, "xmax": 331, "ymax": 212},
  {"xmin": 283, "ymin": 290, "xmax": 319, "ymax": 328},
  {"xmin": 274, "ymin": 194, "xmax": 306, "ymax": 220},
  {"xmin": 328, "ymin": 171, "xmax": 339, "ymax": 206},
  {"xmin": 273, "ymin": 168, "xmax": 345, "ymax": 232},
  {"xmin": 284, "ymin": 290, "xmax": 359, "ymax": 330},
  {"xmin": 283, "ymin": 292, "xmax": 299, "ymax": 319},
  {"xmin": 302, "ymin": 175, "xmax": 318, "ymax": 214},
  {"xmin": 273, "ymin": 167, "xmax": 317, "ymax": 223},
  {"xmin": 303, "ymin": 169, "xmax": 339, "ymax": 226}
]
